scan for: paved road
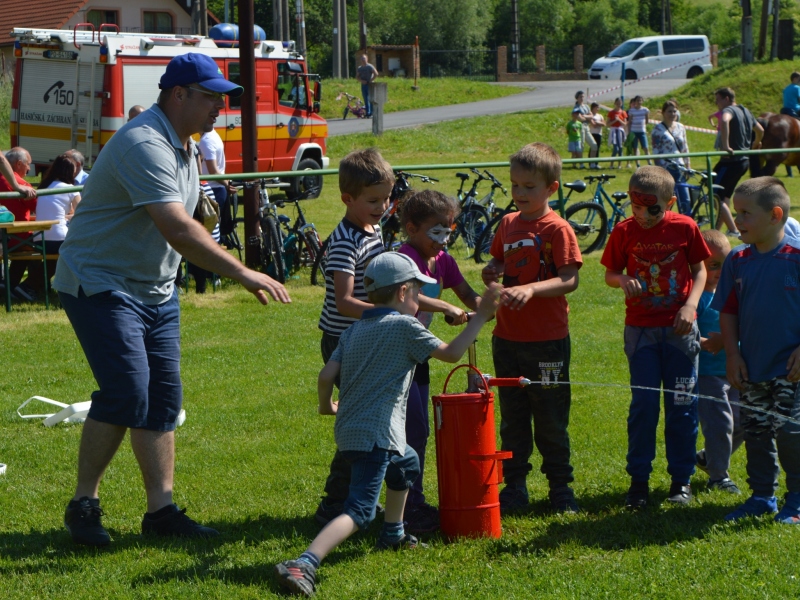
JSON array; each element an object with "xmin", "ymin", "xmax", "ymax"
[{"xmin": 328, "ymin": 78, "xmax": 690, "ymax": 137}]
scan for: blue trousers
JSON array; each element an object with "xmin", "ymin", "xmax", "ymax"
[
  {"xmin": 360, "ymin": 83, "xmax": 372, "ymax": 116},
  {"xmin": 624, "ymin": 324, "xmax": 700, "ymax": 484}
]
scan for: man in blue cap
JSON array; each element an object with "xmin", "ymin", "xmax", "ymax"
[{"xmin": 54, "ymin": 52, "xmax": 291, "ymax": 546}]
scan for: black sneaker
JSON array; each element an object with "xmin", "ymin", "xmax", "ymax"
[
  {"xmin": 404, "ymin": 502, "xmax": 440, "ymax": 534},
  {"xmin": 64, "ymin": 496, "xmax": 111, "ymax": 546},
  {"xmin": 375, "ymin": 533, "xmax": 427, "ymax": 551},
  {"xmin": 274, "ymin": 559, "xmax": 316, "ymax": 597},
  {"xmin": 549, "ymin": 486, "xmax": 581, "ymax": 514},
  {"xmin": 141, "ymin": 504, "xmax": 219, "ymax": 538},
  {"xmin": 666, "ymin": 482, "xmax": 692, "ymax": 505},
  {"xmin": 499, "ymin": 484, "xmax": 529, "ymax": 514},
  {"xmin": 314, "ymin": 498, "xmax": 344, "ymax": 526},
  {"xmin": 695, "ymin": 450, "xmax": 709, "ymax": 474},
  {"xmin": 624, "ymin": 481, "xmax": 649, "ymax": 512},
  {"xmin": 708, "ymin": 478, "xmax": 742, "ymax": 494}
]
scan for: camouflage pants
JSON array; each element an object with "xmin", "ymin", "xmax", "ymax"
[{"xmin": 741, "ymin": 378, "xmax": 800, "ymax": 496}]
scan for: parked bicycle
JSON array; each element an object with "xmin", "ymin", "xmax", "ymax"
[
  {"xmin": 312, "ymin": 171, "xmax": 439, "ymax": 287},
  {"xmin": 472, "ymin": 180, "xmax": 587, "ymax": 263},
  {"xmin": 455, "ymin": 168, "xmax": 508, "ymax": 219},
  {"xmin": 337, "ymin": 92, "xmax": 368, "ymax": 119},
  {"xmin": 239, "ymin": 178, "xmax": 323, "ymax": 284},
  {"xmin": 564, "ymin": 173, "xmax": 629, "ymax": 253},
  {"xmin": 664, "ymin": 159, "xmax": 723, "ymax": 229}
]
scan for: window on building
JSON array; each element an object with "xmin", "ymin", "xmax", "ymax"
[
  {"xmin": 143, "ymin": 12, "xmax": 174, "ymax": 34},
  {"xmin": 86, "ymin": 10, "xmax": 119, "ymax": 29}
]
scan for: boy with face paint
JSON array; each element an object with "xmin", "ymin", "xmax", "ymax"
[{"xmin": 601, "ymin": 166, "xmax": 710, "ymax": 511}]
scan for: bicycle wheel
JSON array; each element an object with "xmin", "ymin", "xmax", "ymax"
[
  {"xmin": 564, "ymin": 201, "xmax": 608, "ymax": 253},
  {"xmin": 610, "ymin": 201, "xmax": 630, "ymax": 230},
  {"xmin": 311, "ymin": 237, "xmax": 330, "ymax": 286},
  {"xmin": 449, "ymin": 206, "xmax": 490, "ymax": 260},
  {"xmin": 302, "ymin": 227, "xmax": 323, "ymax": 268},
  {"xmin": 473, "ymin": 210, "xmax": 511, "ymax": 264},
  {"xmin": 261, "ymin": 216, "xmax": 286, "ymax": 284},
  {"xmin": 693, "ymin": 192, "xmax": 721, "ymax": 229}
]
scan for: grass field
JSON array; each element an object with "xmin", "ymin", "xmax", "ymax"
[{"xmin": 3, "ymin": 61, "xmax": 800, "ymax": 598}]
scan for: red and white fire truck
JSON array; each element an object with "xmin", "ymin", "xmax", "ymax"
[{"xmin": 9, "ymin": 25, "xmax": 328, "ymax": 196}]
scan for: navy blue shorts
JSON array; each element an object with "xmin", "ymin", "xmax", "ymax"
[{"xmin": 59, "ymin": 288, "xmax": 182, "ymax": 431}]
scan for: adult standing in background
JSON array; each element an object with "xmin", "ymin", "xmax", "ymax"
[
  {"xmin": 54, "ymin": 53, "xmax": 291, "ymax": 547},
  {"xmin": 712, "ymin": 87, "xmax": 763, "ymax": 235},
  {"xmin": 651, "ymin": 100, "xmax": 691, "ymax": 215},
  {"xmin": 357, "ymin": 54, "xmax": 378, "ymax": 118}
]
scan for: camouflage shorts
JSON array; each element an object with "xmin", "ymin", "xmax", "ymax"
[{"xmin": 741, "ymin": 378, "xmax": 800, "ymax": 436}]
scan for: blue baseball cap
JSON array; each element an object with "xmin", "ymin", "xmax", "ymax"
[{"xmin": 159, "ymin": 53, "xmax": 244, "ymax": 97}]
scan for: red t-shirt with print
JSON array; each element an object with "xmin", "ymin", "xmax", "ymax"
[
  {"xmin": 600, "ymin": 211, "xmax": 710, "ymax": 327},
  {"xmin": 490, "ymin": 210, "xmax": 582, "ymax": 342}
]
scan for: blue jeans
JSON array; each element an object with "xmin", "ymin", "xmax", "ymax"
[
  {"xmin": 360, "ymin": 83, "xmax": 372, "ymax": 116},
  {"xmin": 341, "ymin": 445, "xmax": 419, "ymax": 530},
  {"xmin": 665, "ymin": 162, "xmax": 691, "ymax": 216},
  {"xmin": 624, "ymin": 325, "xmax": 700, "ymax": 484},
  {"xmin": 59, "ymin": 288, "xmax": 183, "ymax": 431},
  {"xmin": 630, "ymin": 131, "xmax": 649, "ymax": 153}
]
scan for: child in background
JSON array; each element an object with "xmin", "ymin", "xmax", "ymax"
[
  {"xmin": 694, "ymin": 229, "xmax": 743, "ymax": 494},
  {"xmin": 314, "ymin": 148, "xmax": 394, "ymax": 526},
  {"xmin": 397, "ymin": 189, "xmax": 482, "ymax": 533},
  {"xmin": 567, "ymin": 109, "xmax": 584, "ymax": 167},
  {"xmin": 627, "ymin": 96, "xmax": 652, "ymax": 167},
  {"xmin": 780, "ymin": 71, "xmax": 800, "ymax": 118},
  {"xmin": 601, "ymin": 166, "xmax": 709, "ymax": 511},
  {"xmin": 275, "ymin": 253, "xmax": 501, "ymax": 597},
  {"xmin": 482, "ymin": 142, "xmax": 583, "ymax": 514},
  {"xmin": 608, "ymin": 97, "xmax": 628, "ymax": 169},
  {"xmin": 713, "ymin": 177, "xmax": 800, "ymax": 524},
  {"xmin": 588, "ymin": 102, "xmax": 605, "ymax": 170}
]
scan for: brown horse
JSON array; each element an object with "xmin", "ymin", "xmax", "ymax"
[{"xmin": 751, "ymin": 112, "xmax": 800, "ymax": 176}]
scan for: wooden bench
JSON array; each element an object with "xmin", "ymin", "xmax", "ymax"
[{"xmin": 7, "ymin": 251, "xmax": 59, "ymax": 261}]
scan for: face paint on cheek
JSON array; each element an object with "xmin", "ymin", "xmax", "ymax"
[{"xmin": 427, "ymin": 225, "xmax": 451, "ymax": 245}]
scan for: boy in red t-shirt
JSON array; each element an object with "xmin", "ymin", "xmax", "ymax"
[
  {"xmin": 601, "ymin": 166, "xmax": 710, "ymax": 511},
  {"xmin": 482, "ymin": 143, "xmax": 583, "ymax": 514}
]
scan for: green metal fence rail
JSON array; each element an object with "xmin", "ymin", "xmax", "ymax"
[{"xmin": 4, "ymin": 148, "xmax": 800, "ymax": 228}]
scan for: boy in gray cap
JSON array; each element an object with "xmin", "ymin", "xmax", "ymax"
[{"xmin": 275, "ymin": 252, "xmax": 500, "ymax": 596}]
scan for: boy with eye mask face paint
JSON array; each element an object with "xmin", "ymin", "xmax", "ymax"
[
  {"xmin": 602, "ymin": 166, "xmax": 710, "ymax": 511},
  {"xmin": 397, "ymin": 189, "xmax": 483, "ymax": 533}
]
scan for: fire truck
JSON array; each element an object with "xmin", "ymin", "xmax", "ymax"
[{"xmin": 9, "ymin": 25, "xmax": 328, "ymax": 197}]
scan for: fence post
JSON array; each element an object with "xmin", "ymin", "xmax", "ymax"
[
  {"xmin": 371, "ymin": 82, "xmax": 387, "ymax": 136},
  {"xmin": 574, "ymin": 45, "xmax": 583, "ymax": 73},
  {"xmin": 536, "ymin": 45, "xmax": 546, "ymax": 74},
  {"xmin": 710, "ymin": 44, "xmax": 718, "ymax": 68},
  {"xmin": 496, "ymin": 46, "xmax": 508, "ymax": 82}
]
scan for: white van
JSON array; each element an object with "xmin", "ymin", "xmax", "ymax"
[{"xmin": 588, "ymin": 35, "xmax": 713, "ymax": 81}]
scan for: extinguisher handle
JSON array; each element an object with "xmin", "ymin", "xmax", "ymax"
[{"xmin": 444, "ymin": 311, "xmax": 476, "ymax": 325}]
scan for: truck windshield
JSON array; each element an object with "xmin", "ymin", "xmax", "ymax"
[{"xmin": 607, "ymin": 41, "xmax": 643, "ymax": 58}]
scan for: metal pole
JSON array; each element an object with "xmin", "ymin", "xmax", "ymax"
[
  {"xmin": 295, "ymin": 0, "xmax": 307, "ymax": 57},
  {"xmin": 273, "ymin": 0, "xmax": 283, "ymax": 40},
  {"xmin": 238, "ymin": 0, "xmax": 260, "ymax": 268},
  {"xmin": 282, "ymin": 0, "xmax": 291, "ymax": 42},
  {"xmin": 332, "ymin": 0, "xmax": 341, "ymax": 77},
  {"xmin": 707, "ymin": 154, "xmax": 715, "ymax": 229},
  {"xmin": 358, "ymin": 0, "xmax": 366, "ymax": 51},
  {"xmin": 771, "ymin": 0, "xmax": 781, "ymax": 60},
  {"xmin": 199, "ymin": 0, "xmax": 209, "ymax": 35},
  {"xmin": 341, "ymin": 0, "xmax": 350, "ymax": 79},
  {"xmin": 510, "ymin": 0, "xmax": 520, "ymax": 73}
]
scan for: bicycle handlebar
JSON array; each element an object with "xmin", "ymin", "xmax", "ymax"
[
  {"xmin": 585, "ymin": 174, "xmax": 616, "ymax": 183},
  {"xmin": 396, "ymin": 171, "xmax": 439, "ymax": 183}
]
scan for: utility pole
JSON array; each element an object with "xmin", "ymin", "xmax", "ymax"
[
  {"xmin": 742, "ymin": 0, "xmax": 754, "ymax": 63},
  {"xmin": 358, "ymin": 0, "xmax": 366, "ymax": 51},
  {"xmin": 340, "ymin": 0, "xmax": 349, "ymax": 78},
  {"xmin": 771, "ymin": 0, "xmax": 781, "ymax": 60},
  {"xmin": 332, "ymin": 0, "xmax": 341, "ymax": 77},
  {"xmin": 295, "ymin": 0, "xmax": 307, "ymax": 57},
  {"xmin": 510, "ymin": 0, "xmax": 520, "ymax": 73},
  {"xmin": 758, "ymin": 0, "xmax": 771, "ymax": 59},
  {"xmin": 273, "ymin": 0, "xmax": 284, "ymax": 40},
  {"xmin": 282, "ymin": 0, "xmax": 291, "ymax": 42}
]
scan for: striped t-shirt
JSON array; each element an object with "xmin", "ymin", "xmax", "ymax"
[
  {"xmin": 318, "ymin": 218, "xmax": 384, "ymax": 335},
  {"xmin": 628, "ymin": 107, "xmax": 650, "ymax": 133}
]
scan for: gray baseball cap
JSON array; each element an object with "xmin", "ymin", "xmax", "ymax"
[{"xmin": 364, "ymin": 252, "xmax": 437, "ymax": 292}]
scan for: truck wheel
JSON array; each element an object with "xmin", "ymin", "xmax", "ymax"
[
  {"xmin": 625, "ymin": 69, "xmax": 637, "ymax": 81},
  {"xmin": 687, "ymin": 66, "xmax": 703, "ymax": 79},
  {"xmin": 289, "ymin": 157, "xmax": 323, "ymax": 199}
]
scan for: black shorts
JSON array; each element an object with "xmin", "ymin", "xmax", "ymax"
[{"xmin": 713, "ymin": 158, "xmax": 749, "ymax": 200}]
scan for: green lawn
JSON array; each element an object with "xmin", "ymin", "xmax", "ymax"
[{"xmin": 3, "ymin": 61, "xmax": 800, "ymax": 599}]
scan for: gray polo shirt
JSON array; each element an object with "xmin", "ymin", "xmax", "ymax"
[
  {"xmin": 331, "ymin": 308, "xmax": 442, "ymax": 453},
  {"xmin": 54, "ymin": 104, "xmax": 200, "ymax": 304}
]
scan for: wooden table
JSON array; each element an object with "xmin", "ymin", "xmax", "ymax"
[{"xmin": 0, "ymin": 220, "xmax": 59, "ymax": 312}]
